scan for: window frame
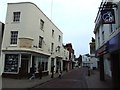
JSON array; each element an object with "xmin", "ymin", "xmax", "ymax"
[
  {"xmin": 40, "ymin": 19, "xmax": 44, "ymax": 30},
  {"xmin": 10, "ymin": 31, "xmax": 18, "ymax": 45},
  {"xmin": 52, "ymin": 29, "xmax": 54, "ymax": 37},
  {"xmin": 51, "ymin": 43, "xmax": 54, "ymax": 52},
  {"xmin": 58, "ymin": 35, "xmax": 61, "ymax": 42},
  {"xmin": 13, "ymin": 12, "xmax": 21, "ymax": 22},
  {"xmin": 38, "ymin": 36, "xmax": 43, "ymax": 48}
]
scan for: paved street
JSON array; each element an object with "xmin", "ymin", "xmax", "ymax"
[
  {"xmin": 33, "ymin": 68, "xmax": 88, "ymax": 88},
  {"xmin": 2, "ymin": 67, "xmax": 112, "ymax": 89}
]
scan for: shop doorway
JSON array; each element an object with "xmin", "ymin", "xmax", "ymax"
[{"xmin": 19, "ymin": 54, "xmax": 29, "ymax": 78}]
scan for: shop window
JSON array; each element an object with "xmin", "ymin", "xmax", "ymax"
[
  {"xmin": 4, "ymin": 54, "xmax": 19, "ymax": 73},
  {"xmin": 41, "ymin": 61, "xmax": 48, "ymax": 71},
  {"xmin": 38, "ymin": 56, "xmax": 48, "ymax": 71}
]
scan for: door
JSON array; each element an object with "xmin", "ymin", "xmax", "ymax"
[{"xmin": 19, "ymin": 54, "xmax": 29, "ymax": 78}]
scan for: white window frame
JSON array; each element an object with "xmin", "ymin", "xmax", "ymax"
[
  {"xmin": 40, "ymin": 19, "xmax": 44, "ymax": 30},
  {"xmin": 13, "ymin": 12, "xmax": 21, "ymax": 22},
  {"xmin": 39, "ymin": 36, "xmax": 43, "ymax": 48},
  {"xmin": 10, "ymin": 31, "xmax": 18, "ymax": 45}
]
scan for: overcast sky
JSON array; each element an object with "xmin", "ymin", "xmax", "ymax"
[{"xmin": 0, "ymin": 0, "xmax": 101, "ymax": 57}]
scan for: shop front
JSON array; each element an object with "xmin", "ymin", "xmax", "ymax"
[
  {"xmin": 2, "ymin": 51, "xmax": 50, "ymax": 79},
  {"xmin": 108, "ymin": 32, "xmax": 120, "ymax": 88},
  {"xmin": 96, "ymin": 42, "xmax": 109, "ymax": 81}
]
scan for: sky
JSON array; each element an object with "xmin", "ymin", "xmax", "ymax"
[{"xmin": 0, "ymin": 0, "xmax": 101, "ymax": 57}]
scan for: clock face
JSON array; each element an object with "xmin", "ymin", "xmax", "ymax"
[{"xmin": 101, "ymin": 9, "xmax": 115, "ymax": 24}]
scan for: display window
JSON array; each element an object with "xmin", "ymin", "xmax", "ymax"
[{"xmin": 4, "ymin": 54, "xmax": 19, "ymax": 73}]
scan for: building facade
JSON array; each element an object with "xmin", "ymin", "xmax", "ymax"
[
  {"xmin": 1, "ymin": 2, "xmax": 69, "ymax": 78},
  {"xmin": 82, "ymin": 54, "xmax": 90, "ymax": 67},
  {"xmin": 89, "ymin": 37, "xmax": 98, "ymax": 70},
  {"xmin": 94, "ymin": 0, "xmax": 120, "ymax": 88},
  {"xmin": 0, "ymin": 21, "xmax": 4, "ymax": 75},
  {"xmin": 64, "ymin": 43, "xmax": 75, "ymax": 70}
]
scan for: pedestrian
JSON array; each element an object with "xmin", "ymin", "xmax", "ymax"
[
  {"xmin": 38, "ymin": 64, "xmax": 42, "ymax": 79},
  {"xmin": 58, "ymin": 69, "xmax": 62, "ymax": 79},
  {"xmin": 29, "ymin": 67, "xmax": 36, "ymax": 80},
  {"xmin": 51, "ymin": 65, "xmax": 55, "ymax": 78}
]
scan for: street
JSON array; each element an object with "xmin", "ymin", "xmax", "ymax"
[{"xmin": 34, "ymin": 68, "xmax": 88, "ymax": 88}]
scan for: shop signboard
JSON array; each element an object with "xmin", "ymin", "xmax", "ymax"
[{"xmin": 101, "ymin": 9, "xmax": 115, "ymax": 24}]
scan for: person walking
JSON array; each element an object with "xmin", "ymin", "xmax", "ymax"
[
  {"xmin": 51, "ymin": 65, "xmax": 55, "ymax": 78},
  {"xmin": 38, "ymin": 64, "xmax": 43, "ymax": 79},
  {"xmin": 29, "ymin": 67, "xmax": 36, "ymax": 80}
]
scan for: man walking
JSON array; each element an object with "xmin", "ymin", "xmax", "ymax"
[{"xmin": 38, "ymin": 64, "xmax": 43, "ymax": 79}]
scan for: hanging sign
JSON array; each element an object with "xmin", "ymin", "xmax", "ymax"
[{"xmin": 101, "ymin": 9, "xmax": 115, "ymax": 24}]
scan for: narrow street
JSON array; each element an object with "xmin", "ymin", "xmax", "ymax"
[{"xmin": 33, "ymin": 68, "xmax": 88, "ymax": 88}]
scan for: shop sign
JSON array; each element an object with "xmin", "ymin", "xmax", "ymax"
[
  {"xmin": 96, "ymin": 43, "xmax": 108, "ymax": 57},
  {"xmin": 101, "ymin": 9, "xmax": 115, "ymax": 24}
]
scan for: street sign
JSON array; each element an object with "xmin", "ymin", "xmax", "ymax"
[{"xmin": 101, "ymin": 9, "xmax": 115, "ymax": 24}]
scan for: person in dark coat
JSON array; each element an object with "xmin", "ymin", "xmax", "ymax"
[
  {"xmin": 38, "ymin": 64, "xmax": 43, "ymax": 79},
  {"xmin": 51, "ymin": 65, "xmax": 55, "ymax": 78},
  {"xmin": 29, "ymin": 67, "xmax": 36, "ymax": 80}
]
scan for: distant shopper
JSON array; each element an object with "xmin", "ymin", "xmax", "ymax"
[
  {"xmin": 38, "ymin": 64, "xmax": 43, "ymax": 79},
  {"xmin": 51, "ymin": 65, "xmax": 55, "ymax": 78}
]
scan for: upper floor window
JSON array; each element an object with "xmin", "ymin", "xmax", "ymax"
[
  {"xmin": 58, "ymin": 46, "xmax": 60, "ymax": 52},
  {"xmin": 58, "ymin": 35, "xmax": 61, "ymax": 42},
  {"xmin": 52, "ymin": 29, "xmax": 54, "ymax": 37},
  {"xmin": 102, "ymin": 31, "xmax": 104, "ymax": 42},
  {"xmin": 13, "ymin": 12, "xmax": 21, "ymax": 22},
  {"xmin": 40, "ymin": 19, "xmax": 44, "ymax": 30},
  {"xmin": 39, "ymin": 36, "xmax": 43, "ymax": 48},
  {"xmin": 51, "ymin": 43, "xmax": 54, "ymax": 52},
  {"xmin": 10, "ymin": 31, "xmax": 18, "ymax": 44},
  {"xmin": 110, "ymin": 24, "xmax": 116, "ymax": 33}
]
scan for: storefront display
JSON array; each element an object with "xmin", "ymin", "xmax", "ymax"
[{"xmin": 4, "ymin": 54, "xmax": 19, "ymax": 73}]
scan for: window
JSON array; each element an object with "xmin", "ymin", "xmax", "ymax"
[
  {"xmin": 58, "ymin": 46, "xmax": 60, "ymax": 52},
  {"xmin": 51, "ymin": 43, "xmax": 54, "ymax": 52},
  {"xmin": 110, "ymin": 24, "xmax": 116, "ymax": 33},
  {"xmin": 13, "ymin": 12, "xmax": 21, "ymax": 22},
  {"xmin": 38, "ymin": 56, "xmax": 48, "ymax": 71},
  {"xmin": 10, "ymin": 31, "xmax": 18, "ymax": 44},
  {"xmin": 58, "ymin": 35, "xmax": 61, "ymax": 42},
  {"xmin": 101, "ymin": 24, "xmax": 104, "ymax": 42},
  {"xmin": 102, "ymin": 31, "xmax": 104, "ymax": 41},
  {"xmin": 52, "ymin": 29, "xmax": 54, "ymax": 37},
  {"xmin": 98, "ymin": 36, "xmax": 100, "ymax": 47},
  {"xmin": 4, "ymin": 54, "xmax": 19, "ymax": 73},
  {"xmin": 39, "ymin": 36, "xmax": 43, "ymax": 48},
  {"xmin": 40, "ymin": 19, "xmax": 44, "ymax": 30}
]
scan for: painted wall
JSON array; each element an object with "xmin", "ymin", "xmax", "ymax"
[{"xmin": 1, "ymin": 2, "xmax": 69, "ymax": 75}]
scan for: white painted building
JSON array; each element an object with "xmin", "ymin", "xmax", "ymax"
[
  {"xmin": 82, "ymin": 55, "xmax": 91, "ymax": 67},
  {"xmin": 0, "ymin": 21, "xmax": 4, "ymax": 76},
  {"xmin": 1, "ymin": 2, "xmax": 69, "ymax": 78},
  {"xmin": 94, "ymin": 0, "xmax": 120, "ymax": 87},
  {"xmin": 89, "ymin": 54, "xmax": 98, "ymax": 70}
]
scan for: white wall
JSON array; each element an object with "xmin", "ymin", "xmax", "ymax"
[
  {"xmin": 1, "ymin": 2, "xmax": 68, "ymax": 75},
  {"xmin": 2, "ymin": 2, "xmax": 63, "ymax": 55}
]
